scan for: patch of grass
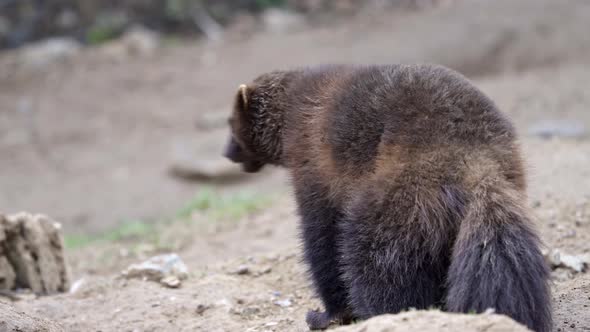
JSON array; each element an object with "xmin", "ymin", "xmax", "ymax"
[
  {"xmin": 177, "ymin": 188, "xmax": 272, "ymax": 221},
  {"xmin": 86, "ymin": 11, "xmax": 127, "ymax": 45},
  {"xmin": 86, "ymin": 26, "xmax": 118, "ymax": 45},
  {"xmin": 63, "ymin": 219, "xmax": 155, "ymax": 249},
  {"xmin": 63, "ymin": 233, "xmax": 95, "ymax": 249},
  {"xmin": 64, "ymin": 188, "xmax": 273, "ymax": 249},
  {"xmin": 177, "ymin": 188, "xmax": 217, "ymax": 219},
  {"xmin": 102, "ymin": 219, "xmax": 155, "ymax": 242}
]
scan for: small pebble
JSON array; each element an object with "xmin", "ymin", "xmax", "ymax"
[
  {"xmin": 528, "ymin": 120, "xmax": 587, "ymax": 139},
  {"xmin": 274, "ymin": 299, "xmax": 292, "ymax": 308},
  {"xmin": 160, "ymin": 276, "xmax": 181, "ymax": 288},
  {"xmin": 561, "ymin": 230, "xmax": 576, "ymax": 239},
  {"xmin": 242, "ymin": 306, "xmax": 261, "ymax": 316},
  {"xmin": 235, "ymin": 265, "xmax": 250, "ymax": 275},
  {"xmin": 196, "ymin": 304, "xmax": 209, "ymax": 315}
]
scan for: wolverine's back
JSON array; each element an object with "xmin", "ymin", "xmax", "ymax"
[{"xmin": 283, "ymin": 64, "xmax": 525, "ymax": 194}]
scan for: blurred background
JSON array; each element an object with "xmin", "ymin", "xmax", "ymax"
[{"xmin": 1, "ymin": 1, "xmax": 590, "ymax": 331}]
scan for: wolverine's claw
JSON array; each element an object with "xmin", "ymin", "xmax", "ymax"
[
  {"xmin": 306, "ymin": 310, "xmax": 355, "ymax": 330},
  {"xmin": 306, "ymin": 310, "xmax": 331, "ymax": 330}
]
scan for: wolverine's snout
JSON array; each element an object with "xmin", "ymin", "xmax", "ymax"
[{"xmin": 224, "ymin": 138, "xmax": 244, "ymax": 163}]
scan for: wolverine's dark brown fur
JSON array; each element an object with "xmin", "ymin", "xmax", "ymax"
[{"xmin": 223, "ymin": 64, "xmax": 552, "ymax": 332}]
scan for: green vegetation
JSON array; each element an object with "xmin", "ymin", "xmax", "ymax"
[
  {"xmin": 85, "ymin": 12, "xmax": 128, "ymax": 45},
  {"xmin": 176, "ymin": 188, "xmax": 272, "ymax": 221},
  {"xmin": 64, "ymin": 188, "xmax": 273, "ymax": 249},
  {"xmin": 64, "ymin": 219, "xmax": 155, "ymax": 249},
  {"xmin": 86, "ymin": 26, "xmax": 119, "ymax": 45}
]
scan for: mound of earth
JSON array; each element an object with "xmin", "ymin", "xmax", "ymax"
[
  {"xmin": 333, "ymin": 311, "xmax": 530, "ymax": 332},
  {"xmin": 0, "ymin": 301, "xmax": 64, "ymax": 332}
]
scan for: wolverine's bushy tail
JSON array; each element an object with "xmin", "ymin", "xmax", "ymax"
[{"xmin": 446, "ymin": 183, "xmax": 552, "ymax": 332}]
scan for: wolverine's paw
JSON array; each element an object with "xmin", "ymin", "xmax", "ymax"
[
  {"xmin": 306, "ymin": 310, "xmax": 331, "ymax": 330},
  {"xmin": 306, "ymin": 310, "xmax": 355, "ymax": 330}
]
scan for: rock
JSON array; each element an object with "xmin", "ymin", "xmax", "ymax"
[
  {"xmin": 558, "ymin": 253, "xmax": 588, "ymax": 273},
  {"xmin": 274, "ymin": 298, "xmax": 292, "ymax": 308},
  {"xmin": 98, "ymin": 25, "xmax": 160, "ymax": 61},
  {"xmin": 234, "ymin": 265, "xmax": 250, "ymax": 275},
  {"xmin": 261, "ymin": 9, "xmax": 305, "ymax": 34},
  {"xmin": 0, "ymin": 301, "xmax": 65, "ymax": 332},
  {"xmin": 260, "ymin": 265, "xmax": 272, "ymax": 274},
  {"xmin": 225, "ymin": 13, "xmax": 259, "ymax": 41},
  {"xmin": 543, "ymin": 249, "xmax": 589, "ymax": 273},
  {"xmin": 68, "ymin": 278, "xmax": 86, "ymax": 294},
  {"xmin": 122, "ymin": 253, "xmax": 189, "ymax": 287},
  {"xmin": 332, "ymin": 310, "xmax": 531, "ymax": 332},
  {"xmin": 543, "ymin": 249, "xmax": 561, "ymax": 267},
  {"xmin": 160, "ymin": 275, "xmax": 181, "ymax": 288},
  {"xmin": 528, "ymin": 121, "xmax": 587, "ymax": 139},
  {"xmin": 0, "ymin": 213, "xmax": 69, "ymax": 294},
  {"xmin": 168, "ymin": 135, "xmax": 245, "ymax": 182},
  {"xmin": 196, "ymin": 304, "xmax": 210, "ymax": 315},
  {"xmin": 560, "ymin": 229, "xmax": 576, "ymax": 239},
  {"xmin": 120, "ymin": 25, "xmax": 160, "ymax": 57},
  {"xmin": 18, "ymin": 38, "xmax": 81, "ymax": 69},
  {"xmin": 551, "ymin": 268, "xmax": 574, "ymax": 282}
]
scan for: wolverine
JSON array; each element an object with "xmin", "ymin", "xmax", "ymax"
[{"xmin": 222, "ymin": 64, "xmax": 552, "ymax": 331}]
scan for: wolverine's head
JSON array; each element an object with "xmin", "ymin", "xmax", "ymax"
[
  {"xmin": 223, "ymin": 71, "xmax": 291, "ymax": 173},
  {"xmin": 223, "ymin": 84, "xmax": 266, "ymax": 173}
]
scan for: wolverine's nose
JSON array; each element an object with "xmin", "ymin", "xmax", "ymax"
[
  {"xmin": 224, "ymin": 139, "xmax": 244, "ymax": 163},
  {"xmin": 225, "ymin": 151, "xmax": 243, "ymax": 163}
]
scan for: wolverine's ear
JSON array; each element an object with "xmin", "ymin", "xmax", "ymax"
[{"xmin": 235, "ymin": 84, "xmax": 250, "ymax": 113}]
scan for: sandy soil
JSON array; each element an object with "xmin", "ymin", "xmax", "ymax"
[{"xmin": 1, "ymin": 0, "xmax": 590, "ymax": 331}]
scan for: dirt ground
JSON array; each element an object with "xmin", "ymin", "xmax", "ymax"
[{"xmin": 1, "ymin": 1, "xmax": 590, "ymax": 331}]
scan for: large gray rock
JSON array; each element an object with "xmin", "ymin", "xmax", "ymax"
[
  {"xmin": 168, "ymin": 133, "xmax": 245, "ymax": 182},
  {"xmin": 261, "ymin": 8, "xmax": 306, "ymax": 34},
  {"xmin": 121, "ymin": 253, "xmax": 189, "ymax": 289},
  {"xmin": 18, "ymin": 38, "xmax": 81, "ymax": 69}
]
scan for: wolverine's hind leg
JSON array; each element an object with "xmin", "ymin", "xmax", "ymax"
[
  {"xmin": 296, "ymin": 181, "xmax": 353, "ymax": 330},
  {"xmin": 340, "ymin": 186, "xmax": 456, "ymax": 318}
]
